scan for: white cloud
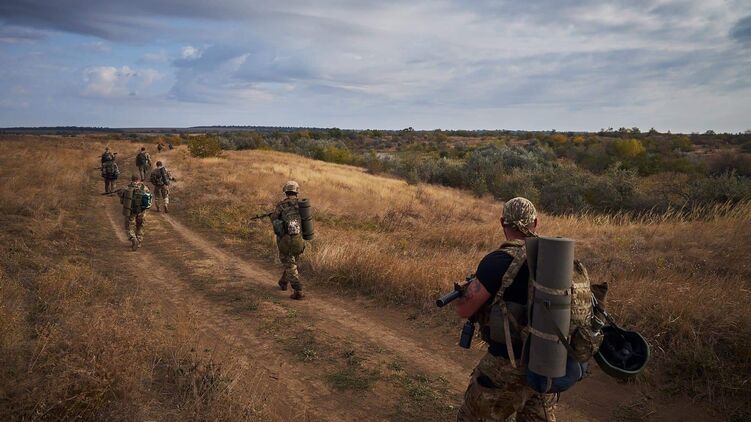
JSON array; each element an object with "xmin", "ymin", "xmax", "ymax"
[
  {"xmin": 82, "ymin": 66, "xmax": 162, "ymax": 98},
  {"xmin": 181, "ymin": 45, "xmax": 202, "ymax": 59}
]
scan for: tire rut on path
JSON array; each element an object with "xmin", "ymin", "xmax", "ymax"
[
  {"xmin": 159, "ymin": 213, "xmax": 474, "ymax": 391},
  {"xmin": 104, "ymin": 205, "xmax": 337, "ymax": 421}
]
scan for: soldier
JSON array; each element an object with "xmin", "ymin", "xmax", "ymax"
[
  {"xmin": 157, "ymin": 142, "xmax": 164, "ymax": 153},
  {"xmin": 135, "ymin": 147, "xmax": 152, "ymax": 181},
  {"xmin": 149, "ymin": 160, "xmax": 176, "ymax": 212},
  {"xmin": 118, "ymin": 175, "xmax": 151, "ymax": 251},
  {"xmin": 101, "ymin": 156, "xmax": 120, "ymax": 194},
  {"xmin": 101, "ymin": 147, "xmax": 116, "ymax": 163},
  {"xmin": 272, "ymin": 181, "xmax": 307, "ymax": 300},
  {"xmin": 456, "ymin": 197, "xmax": 556, "ymax": 421}
]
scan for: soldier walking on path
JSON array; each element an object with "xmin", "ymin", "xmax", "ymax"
[
  {"xmin": 149, "ymin": 161, "xmax": 176, "ymax": 212},
  {"xmin": 135, "ymin": 147, "xmax": 152, "ymax": 181},
  {"xmin": 272, "ymin": 181, "xmax": 307, "ymax": 300},
  {"xmin": 100, "ymin": 147, "xmax": 119, "ymax": 193},
  {"xmin": 118, "ymin": 175, "xmax": 152, "ymax": 251}
]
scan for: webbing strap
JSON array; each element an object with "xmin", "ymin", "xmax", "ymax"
[
  {"xmin": 533, "ymin": 298, "xmax": 571, "ymax": 309},
  {"xmin": 539, "ymin": 301, "xmax": 578, "ymax": 358},
  {"xmin": 528, "ymin": 326, "xmax": 560, "ymax": 342},
  {"xmin": 532, "ymin": 282, "xmax": 570, "ymax": 296}
]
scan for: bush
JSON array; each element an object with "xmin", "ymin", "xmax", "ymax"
[{"xmin": 188, "ymin": 136, "xmax": 223, "ymax": 158}]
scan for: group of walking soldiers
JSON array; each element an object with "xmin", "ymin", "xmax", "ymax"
[
  {"xmin": 100, "ymin": 146, "xmax": 175, "ymax": 250},
  {"xmin": 97, "ymin": 145, "xmax": 308, "ymax": 301}
]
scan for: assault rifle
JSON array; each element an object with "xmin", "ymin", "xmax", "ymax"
[
  {"xmin": 436, "ymin": 273, "xmax": 475, "ymax": 307},
  {"xmin": 436, "ymin": 273, "xmax": 477, "ymax": 349},
  {"xmin": 249, "ymin": 211, "xmax": 273, "ymax": 220}
]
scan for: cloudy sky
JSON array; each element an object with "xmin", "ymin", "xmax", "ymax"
[{"xmin": 0, "ymin": 0, "xmax": 749, "ymax": 131}]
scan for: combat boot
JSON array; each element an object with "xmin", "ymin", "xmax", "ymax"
[
  {"xmin": 163, "ymin": 204, "xmax": 169, "ymax": 213},
  {"xmin": 290, "ymin": 290, "xmax": 304, "ymax": 300},
  {"xmin": 130, "ymin": 237, "xmax": 139, "ymax": 251},
  {"xmin": 278, "ymin": 279, "xmax": 288, "ymax": 291}
]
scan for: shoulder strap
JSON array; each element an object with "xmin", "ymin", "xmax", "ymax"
[{"xmin": 489, "ymin": 240, "xmax": 527, "ymax": 367}]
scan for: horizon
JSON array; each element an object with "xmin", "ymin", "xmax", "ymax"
[{"xmin": 1, "ymin": 1, "xmax": 750, "ymax": 132}]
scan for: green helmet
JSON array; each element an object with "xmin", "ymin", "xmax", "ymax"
[{"xmin": 594, "ymin": 325, "xmax": 650, "ymax": 380}]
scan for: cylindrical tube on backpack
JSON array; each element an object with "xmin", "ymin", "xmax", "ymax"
[
  {"xmin": 525, "ymin": 237, "xmax": 539, "ymax": 281},
  {"xmin": 528, "ymin": 236, "xmax": 574, "ymax": 378},
  {"xmin": 299, "ymin": 198, "xmax": 315, "ymax": 240}
]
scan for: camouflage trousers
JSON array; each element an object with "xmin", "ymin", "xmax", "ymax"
[
  {"xmin": 124, "ymin": 213, "xmax": 146, "ymax": 242},
  {"xmin": 153, "ymin": 185, "xmax": 169, "ymax": 210},
  {"xmin": 279, "ymin": 253, "xmax": 302, "ymax": 292},
  {"xmin": 457, "ymin": 352, "xmax": 556, "ymax": 422},
  {"xmin": 104, "ymin": 179, "xmax": 116, "ymax": 193},
  {"xmin": 138, "ymin": 165, "xmax": 150, "ymax": 181}
]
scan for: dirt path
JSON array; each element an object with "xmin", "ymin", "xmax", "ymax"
[{"xmin": 98, "ymin": 194, "xmax": 716, "ymax": 421}]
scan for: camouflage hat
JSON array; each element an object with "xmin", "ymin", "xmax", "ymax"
[
  {"xmin": 502, "ymin": 197, "xmax": 537, "ymax": 236},
  {"xmin": 283, "ymin": 180, "xmax": 299, "ymax": 194}
]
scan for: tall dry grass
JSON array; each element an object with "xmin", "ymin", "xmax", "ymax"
[
  {"xmin": 0, "ymin": 136, "xmax": 262, "ymax": 420},
  {"xmin": 165, "ymin": 147, "xmax": 751, "ymax": 418}
]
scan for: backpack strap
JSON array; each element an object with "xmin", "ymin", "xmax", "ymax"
[{"xmin": 489, "ymin": 239, "xmax": 527, "ymax": 368}]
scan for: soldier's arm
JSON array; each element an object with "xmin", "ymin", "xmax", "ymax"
[{"xmin": 454, "ymin": 279, "xmax": 491, "ymax": 319}]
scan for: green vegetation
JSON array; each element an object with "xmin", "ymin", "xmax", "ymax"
[{"xmin": 207, "ymin": 128, "xmax": 751, "ymax": 215}]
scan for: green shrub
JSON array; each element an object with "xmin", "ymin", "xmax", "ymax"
[{"xmin": 188, "ymin": 136, "xmax": 223, "ymax": 158}]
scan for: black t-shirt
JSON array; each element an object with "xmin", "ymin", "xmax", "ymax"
[{"xmin": 475, "ymin": 249, "xmax": 530, "ymax": 357}]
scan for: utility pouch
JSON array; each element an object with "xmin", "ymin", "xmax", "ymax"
[
  {"xmin": 272, "ymin": 219, "xmax": 286, "ymax": 236},
  {"xmin": 488, "ymin": 301, "xmax": 527, "ymax": 346}
]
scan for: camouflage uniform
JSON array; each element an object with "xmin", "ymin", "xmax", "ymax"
[
  {"xmin": 119, "ymin": 181, "xmax": 150, "ymax": 248},
  {"xmin": 136, "ymin": 150, "xmax": 152, "ymax": 181},
  {"xmin": 149, "ymin": 165, "xmax": 173, "ymax": 212},
  {"xmin": 273, "ymin": 196, "xmax": 305, "ymax": 293},
  {"xmin": 457, "ymin": 353, "xmax": 556, "ymax": 422},
  {"xmin": 458, "ymin": 197, "xmax": 557, "ymax": 422}
]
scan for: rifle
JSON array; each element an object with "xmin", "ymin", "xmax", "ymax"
[
  {"xmin": 436, "ymin": 273, "xmax": 477, "ymax": 349},
  {"xmin": 436, "ymin": 273, "xmax": 475, "ymax": 307},
  {"xmin": 249, "ymin": 211, "xmax": 273, "ymax": 220}
]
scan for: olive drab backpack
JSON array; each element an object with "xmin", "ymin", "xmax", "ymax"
[
  {"xmin": 150, "ymin": 167, "xmax": 170, "ymax": 186},
  {"xmin": 479, "ymin": 240, "xmax": 602, "ymax": 394},
  {"xmin": 121, "ymin": 184, "xmax": 152, "ymax": 215},
  {"xmin": 136, "ymin": 151, "xmax": 148, "ymax": 166},
  {"xmin": 101, "ymin": 161, "xmax": 119, "ymax": 180},
  {"xmin": 273, "ymin": 198, "xmax": 305, "ymax": 256}
]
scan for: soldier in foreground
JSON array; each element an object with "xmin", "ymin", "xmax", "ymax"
[
  {"xmin": 118, "ymin": 175, "xmax": 152, "ymax": 251},
  {"xmin": 135, "ymin": 147, "xmax": 152, "ymax": 181},
  {"xmin": 272, "ymin": 181, "xmax": 307, "ymax": 300},
  {"xmin": 453, "ymin": 197, "xmax": 601, "ymax": 422},
  {"xmin": 149, "ymin": 161, "xmax": 175, "ymax": 212}
]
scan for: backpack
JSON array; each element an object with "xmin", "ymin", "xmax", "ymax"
[
  {"xmin": 150, "ymin": 167, "xmax": 170, "ymax": 186},
  {"xmin": 101, "ymin": 161, "xmax": 119, "ymax": 179},
  {"xmin": 125, "ymin": 185, "xmax": 152, "ymax": 213},
  {"xmin": 481, "ymin": 241, "xmax": 602, "ymax": 394},
  {"xmin": 136, "ymin": 151, "xmax": 148, "ymax": 166},
  {"xmin": 279, "ymin": 200, "xmax": 302, "ymax": 236}
]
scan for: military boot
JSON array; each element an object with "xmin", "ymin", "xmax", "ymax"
[
  {"xmin": 130, "ymin": 237, "xmax": 139, "ymax": 251},
  {"xmin": 290, "ymin": 290, "xmax": 304, "ymax": 300},
  {"xmin": 278, "ymin": 279, "xmax": 288, "ymax": 291},
  {"xmin": 163, "ymin": 204, "xmax": 169, "ymax": 213}
]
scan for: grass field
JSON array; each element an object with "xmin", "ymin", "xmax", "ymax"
[
  {"xmin": 1, "ymin": 135, "xmax": 749, "ymax": 419},
  {"xmin": 166, "ymin": 143, "xmax": 751, "ymax": 418}
]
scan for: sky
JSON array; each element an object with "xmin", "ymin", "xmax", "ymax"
[{"xmin": 0, "ymin": 0, "xmax": 749, "ymax": 132}]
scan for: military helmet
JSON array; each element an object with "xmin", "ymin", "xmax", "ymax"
[
  {"xmin": 283, "ymin": 180, "xmax": 299, "ymax": 194},
  {"xmin": 594, "ymin": 325, "xmax": 650, "ymax": 380}
]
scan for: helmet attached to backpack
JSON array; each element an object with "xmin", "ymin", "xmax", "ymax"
[{"xmin": 594, "ymin": 325, "xmax": 650, "ymax": 380}]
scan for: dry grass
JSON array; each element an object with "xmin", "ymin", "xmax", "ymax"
[
  {"xmin": 0, "ymin": 136, "xmax": 262, "ymax": 420},
  {"xmin": 165, "ymin": 146, "xmax": 751, "ymax": 418}
]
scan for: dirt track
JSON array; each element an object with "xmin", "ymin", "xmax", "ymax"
[{"xmin": 94, "ymin": 179, "xmax": 715, "ymax": 421}]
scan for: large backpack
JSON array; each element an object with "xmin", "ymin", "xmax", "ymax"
[
  {"xmin": 101, "ymin": 161, "xmax": 119, "ymax": 180},
  {"xmin": 122, "ymin": 185, "xmax": 152, "ymax": 214},
  {"xmin": 481, "ymin": 240, "xmax": 602, "ymax": 394},
  {"xmin": 279, "ymin": 199, "xmax": 302, "ymax": 236},
  {"xmin": 136, "ymin": 151, "xmax": 148, "ymax": 166},
  {"xmin": 149, "ymin": 167, "xmax": 170, "ymax": 186}
]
